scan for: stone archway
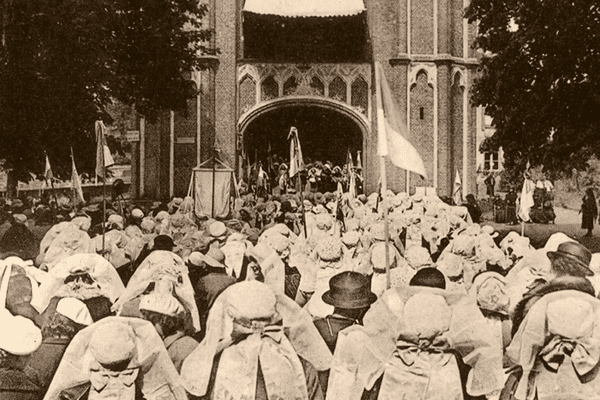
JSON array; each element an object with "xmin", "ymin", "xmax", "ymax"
[{"xmin": 238, "ymin": 96, "xmax": 370, "ymax": 172}]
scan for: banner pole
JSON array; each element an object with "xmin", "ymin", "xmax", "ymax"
[
  {"xmin": 70, "ymin": 148, "xmax": 77, "ymax": 213},
  {"xmin": 374, "ymin": 64, "xmax": 392, "ymax": 290},
  {"xmin": 102, "ymin": 166, "xmax": 106, "ymax": 254}
]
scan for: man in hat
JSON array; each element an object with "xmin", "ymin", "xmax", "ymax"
[
  {"xmin": 314, "ymin": 272, "xmax": 377, "ymax": 396},
  {"xmin": 139, "ymin": 293, "xmax": 198, "ymax": 372},
  {"xmin": 190, "ymin": 249, "xmax": 236, "ymax": 336},
  {"xmin": 313, "ymin": 271, "xmax": 377, "ymax": 353},
  {"xmin": 512, "ymin": 240, "xmax": 596, "ymax": 337},
  {"xmin": 135, "ymin": 234, "xmax": 176, "ymax": 267}
]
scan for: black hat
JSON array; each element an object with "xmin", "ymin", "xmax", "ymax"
[
  {"xmin": 547, "ymin": 241, "xmax": 593, "ymax": 276},
  {"xmin": 153, "ymin": 235, "xmax": 175, "ymax": 251},
  {"xmin": 322, "ymin": 271, "xmax": 377, "ymax": 309},
  {"xmin": 409, "ymin": 267, "xmax": 446, "ymax": 289}
]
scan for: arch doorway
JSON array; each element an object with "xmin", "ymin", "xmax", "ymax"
[{"xmin": 239, "ymin": 98, "xmax": 368, "ymax": 171}]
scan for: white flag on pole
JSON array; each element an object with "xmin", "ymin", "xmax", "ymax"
[
  {"xmin": 288, "ymin": 127, "xmax": 305, "ymax": 178},
  {"xmin": 453, "ymin": 170, "xmax": 462, "ymax": 205},
  {"xmin": 375, "ymin": 62, "xmax": 427, "ymax": 178},
  {"xmin": 95, "ymin": 121, "xmax": 115, "ymax": 178},
  {"xmin": 71, "ymin": 149, "xmax": 85, "ymax": 204},
  {"xmin": 518, "ymin": 177, "xmax": 536, "ymax": 222}
]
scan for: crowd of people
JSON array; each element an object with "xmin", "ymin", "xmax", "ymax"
[
  {"xmin": 246, "ymin": 157, "xmax": 364, "ymax": 197},
  {"xmin": 0, "ymin": 185, "xmax": 600, "ymax": 400}
]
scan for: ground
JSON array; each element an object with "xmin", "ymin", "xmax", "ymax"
[{"xmin": 484, "ymin": 206, "xmax": 600, "ymax": 252}]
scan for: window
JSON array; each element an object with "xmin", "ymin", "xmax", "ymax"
[{"xmin": 484, "ymin": 151, "xmax": 500, "ymax": 171}]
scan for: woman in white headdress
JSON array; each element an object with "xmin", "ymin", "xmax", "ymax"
[
  {"xmin": 327, "ymin": 285, "xmax": 504, "ymax": 400},
  {"xmin": 111, "ymin": 250, "xmax": 200, "ymax": 333},
  {"xmin": 43, "ymin": 316, "xmax": 187, "ymax": 400},
  {"xmin": 39, "ymin": 223, "xmax": 94, "ymax": 271},
  {"xmin": 32, "ymin": 253, "xmax": 125, "ymax": 324},
  {"xmin": 503, "ymin": 290, "xmax": 600, "ymax": 400},
  {"xmin": 181, "ymin": 280, "xmax": 332, "ymax": 400}
]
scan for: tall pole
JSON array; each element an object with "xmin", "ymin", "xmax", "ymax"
[
  {"xmin": 102, "ymin": 161, "xmax": 106, "ymax": 254},
  {"xmin": 375, "ymin": 64, "xmax": 392, "ymax": 290},
  {"xmin": 70, "ymin": 148, "xmax": 77, "ymax": 213},
  {"xmin": 211, "ymin": 145, "xmax": 216, "ymax": 218},
  {"xmin": 297, "ymin": 172, "xmax": 308, "ymax": 238}
]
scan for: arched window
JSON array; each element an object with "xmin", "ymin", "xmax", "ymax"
[
  {"xmin": 261, "ymin": 76, "xmax": 278, "ymax": 101},
  {"xmin": 351, "ymin": 76, "xmax": 368, "ymax": 112},
  {"xmin": 283, "ymin": 76, "xmax": 298, "ymax": 96},
  {"xmin": 310, "ymin": 76, "xmax": 325, "ymax": 96},
  {"xmin": 329, "ymin": 76, "xmax": 347, "ymax": 102},
  {"xmin": 239, "ymin": 75, "xmax": 256, "ymax": 114}
]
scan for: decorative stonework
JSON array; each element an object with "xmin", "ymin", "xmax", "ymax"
[
  {"xmin": 237, "ymin": 63, "xmax": 371, "ymax": 118},
  {"xmin": 409, "ymin": 63, "xmax": 437, "ymax": 88},
  {"xmin": 451, "ymin": 66, "xmax": 467, "ymax": 88}
]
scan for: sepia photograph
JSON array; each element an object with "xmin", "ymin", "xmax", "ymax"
[{"xmin": 1, "ymin": 0, "xmax": 600, "ymax": 398}]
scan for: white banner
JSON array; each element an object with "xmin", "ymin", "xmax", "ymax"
[{"xmin": 193, "ymin": 168, "xmax": 232, "ymax": 219}]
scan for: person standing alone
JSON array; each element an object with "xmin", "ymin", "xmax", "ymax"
[{"xmin": 581, "ymin": 188, "xmax": 597, "ymax": 237}]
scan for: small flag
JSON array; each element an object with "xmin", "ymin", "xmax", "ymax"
[
  {"xmin": 453, "ymin": 170, "xmax": 462, "ymax": 205},
  {"xmin": 44, "ymin": 153, "xmax": 53, "ymax": 181},
  {"xmin": 71, "ymin": 149, "xmax": 85, "ymax": 204},
  {"xmin": 288, "ymin": 127, "xmax": 305, "ymax": 178},
  {"xmin": 375, "ymin": 62, "xmax": 427, "ymax": 178},
  {"xmin": 346, "ymin": 149, "xmax": 354, "ymax": 171},
  {"xmin": 518, "ymin": 175, "xmax": 536, "ymax": 222},
  {"xmin": 95, "ymin": 121, "xmax": 115, "ymax": 178},
  {"xmin": 349, "ymin": 171, "xmax": 356, "ymax": 200}
]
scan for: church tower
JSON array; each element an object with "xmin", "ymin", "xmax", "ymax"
[{"xmin": 134, "ymin": 0, "xmax": 479, "ymax": 200}]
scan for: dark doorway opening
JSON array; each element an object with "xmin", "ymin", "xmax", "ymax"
[{"xmin": 243, "ymin": 105, "xmax": 363, "ymax": 168}]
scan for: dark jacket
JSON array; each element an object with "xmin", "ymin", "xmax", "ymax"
[
  {"xmin": 194, "ymin": 267, "xmax": 236, "ymax": 339},
  {"xmin": 0, "ymin": 369, "xmax": 42, "ymax": 400},
  {"xmin": 0, "ymin": 224, "xmax": 38, "ymax": 261},
  {"xmin": 24, "ymin": 338, "xmax": 70, "ymax": 391},
  {"xmin": 313, "ymin": 314, "xmax": 359, "ymax": 353},
  {"xmin": 164, "ymin": 332, "xmax": 198, "ymax": 373},
  {"xmin": 582, "ymin": 194, "xmax": 598, "ymax": 230}
]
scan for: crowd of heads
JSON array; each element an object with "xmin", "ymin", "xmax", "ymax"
[{"xmin": 0, "ymin": 184, "xmax": 599, "ymax": 399}]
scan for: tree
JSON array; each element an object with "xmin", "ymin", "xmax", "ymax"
[
  {"xmin": 0, "ymin": 0, "xmax": 214, "ymax": 182},
  {"xmin": 466, "ymin": 0, "xmax": 600, "ymax": 175}
]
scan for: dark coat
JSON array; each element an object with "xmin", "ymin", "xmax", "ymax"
[
  {"xmin": 313, "ymin": 315, "xmax": 358, "ymax": 353},
  {"xmin": 24, "ymin": 338, "xmax": 70, "ymax": 391},
  {"xmin": 582, "ymin": 194, "xmax": 598, "ymax": 230},
  {"xmin": 0, "ymin": 224, "xmax": 38, "ymax": 261},
  {"xmin": 0, "ymin": 369, "xmax": 42, "ymax": 400},
  {"xmin": 194, "ymin": 268, "xmax": 236, "ymax": 339}
]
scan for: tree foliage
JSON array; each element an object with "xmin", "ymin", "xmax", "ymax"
[
  {"xmin": 466, "ymin": 0, "xmax": 600, "ymax": 175},
  {"xmin": 0, "ymin": 0, "xmax": 214, "ymax": 181}
]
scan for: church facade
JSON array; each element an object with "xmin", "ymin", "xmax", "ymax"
[{"xmin": 129, "ymin": 0, "xmax": 482, "ymax": 200}]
